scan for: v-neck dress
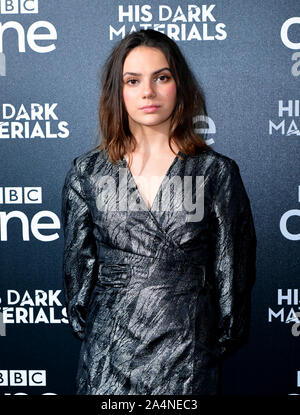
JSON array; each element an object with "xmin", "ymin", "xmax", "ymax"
[
  {"xmin": 61, "ymin": 146, "xmax": 256, "ymax": 395},
  {"xmin": 122, "ymin": 151, "xmax": 180, "ymax": 212}
]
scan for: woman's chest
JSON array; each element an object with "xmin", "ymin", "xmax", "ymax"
[
  {"xmin": 124, "ymin": 152, "xmax": 179, "ymax": 211},
  {"xmin": 84, "ymin": 156, "xmax": 214, "ymax": 255}
]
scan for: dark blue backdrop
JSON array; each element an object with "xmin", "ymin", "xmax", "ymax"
[{"xmin": 0, "ymin": 0, "xmax": 299, "ymax": 395}]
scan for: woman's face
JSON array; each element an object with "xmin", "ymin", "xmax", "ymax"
[{"xmin": 122, "ymin": 46, "xmax": 177, "ymax": 131}]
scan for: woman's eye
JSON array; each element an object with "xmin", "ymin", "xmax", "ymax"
[
  {"xmin": 156, "ymin": 75, "xmax": 170, "ymax": 82},
  {"xmin": 125, "ymin": 75, "xmax": 170, "ymax": 85},
  {"xmin": 123, "ymin": 78, "xmax": 138, "ymax": 85}
]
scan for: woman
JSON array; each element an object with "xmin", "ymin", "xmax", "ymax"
[{"xmin": 61, "ymin": 29, "xmax": 256, "ymax": 395}]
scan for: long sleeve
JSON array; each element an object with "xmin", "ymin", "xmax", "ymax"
[
  {"xmin": 209, "ymin": 159, "xmax": 257, "ymax": 356},
  {"xmin": 61, "ymin": 157, "xmax": 99, "ymax": 341}
]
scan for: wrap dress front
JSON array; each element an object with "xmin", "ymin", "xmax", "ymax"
[{"xmin": 61, "ymin": 147, "xmax": 256, "ymax": 395}]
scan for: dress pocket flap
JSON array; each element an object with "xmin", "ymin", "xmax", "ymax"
[{"xmin": 97, "ymin": 263, "xmax": 131, "ymax": 287}]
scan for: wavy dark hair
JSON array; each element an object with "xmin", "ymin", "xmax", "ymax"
[{"xmin": 95, "ymin": 29, "xmax": 210, "ymax": 164}]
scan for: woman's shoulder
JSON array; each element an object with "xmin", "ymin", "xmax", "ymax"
[
  {"xmin": 70, "ymin": 146, "xmax": 108, "ymax": 176},
  {"xmin": 70, "ymin": 146, "xmax": 239, "ymax": 177},
  {"xmin": 191, "ymin": 147, "xmax": 240, "ymax": 172}
]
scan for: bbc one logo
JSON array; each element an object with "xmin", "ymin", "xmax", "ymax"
[
  {"xmin": 281, "ymin": 17, "xmax": 300, "ymax": 78},
  {"xmin": 0, "ymin": 0, "xmax": 57, "ymax": 76},
  {"xmin": 0, "ymin": 187, "xmax": 60, "ymax": 241},
  {"xmin": 0, "ymin": 369, "xmax": 56, "ymax": 395},
  {"xmin": 279, "ymin": 186, "xmax": 300, "ymax": 241}
]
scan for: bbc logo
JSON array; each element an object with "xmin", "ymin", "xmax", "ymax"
[
  {"xmin": 0, "ymin": 187, "xmax": 42, "ymax": 204},
  {"xmin": 0, "ymin": 0, "xmax": 38, "ymax": 14},
  {"xmin": 0, "ymin": 370, "xmax": 46, "ymax": 386}
]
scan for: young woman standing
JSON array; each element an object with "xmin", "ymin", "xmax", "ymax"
[{"xmin": 61, "ymin": 29, "xmax": 256, "ymax": 395}]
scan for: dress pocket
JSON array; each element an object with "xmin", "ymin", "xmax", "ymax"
[{"xmin": 96, "ymin": 263, "xmax": 131, "ymax": 287}]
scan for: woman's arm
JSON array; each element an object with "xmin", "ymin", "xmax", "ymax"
[
  {"xmin": 210, "ymin": 158, "xmax": 257, "ymax": 356},
  {"xmin": 61, "ymin": 158, "xmax": 99, "ymax": 340}
]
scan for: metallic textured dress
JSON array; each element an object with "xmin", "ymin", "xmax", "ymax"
[{"xmin": 61, "ymin": 147, "xmax": 256, "ymax": 395}]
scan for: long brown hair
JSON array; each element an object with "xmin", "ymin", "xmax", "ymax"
[{"xmin": 96, "ymin": 29, "xmax": 211, "ymax": 164}]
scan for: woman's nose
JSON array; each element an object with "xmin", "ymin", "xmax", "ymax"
[{"xmin": 142, "ymin": 79, "xmax": 156, "ymax": 98}]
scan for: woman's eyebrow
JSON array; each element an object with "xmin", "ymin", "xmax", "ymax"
[{"xmin": 123, "ymin": 67, "xmax": 171, "ymax": 77}]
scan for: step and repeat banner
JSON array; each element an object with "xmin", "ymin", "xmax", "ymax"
[{"xmin": 0, "ymin": 0, "xmax": 299, "ymax": 396}]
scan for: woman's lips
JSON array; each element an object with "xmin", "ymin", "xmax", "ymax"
[{"xmin": 140, "ymin": 106, "xmax": 160, "ymax": 113}]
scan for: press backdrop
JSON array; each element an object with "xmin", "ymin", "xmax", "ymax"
[{"xmin": 0, "ymin": 0, "xmax": 300, "ymax": 395}]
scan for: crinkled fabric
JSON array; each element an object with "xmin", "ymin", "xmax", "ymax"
[{"xmin": 61, "ymin": 147, "xmax": 256, "ymax": 395}]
